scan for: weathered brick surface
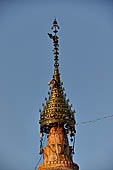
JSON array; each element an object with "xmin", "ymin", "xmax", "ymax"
[{"xmin": 38, "ymin": 127, "xmax": 79, "ymax": 170}]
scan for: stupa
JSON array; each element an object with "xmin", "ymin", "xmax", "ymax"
[{"xmin": 38, "ymin": 19, "xmax": 79, "ymax": 170}]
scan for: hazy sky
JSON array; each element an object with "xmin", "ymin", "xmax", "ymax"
[{"xmin": 0, "ymin": 0, "xmax": 113, "ymax": 170}]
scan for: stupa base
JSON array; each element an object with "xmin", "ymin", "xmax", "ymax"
[{"xmin": 38, "ymin": 161, "xmax": 79, "ymax": 170}]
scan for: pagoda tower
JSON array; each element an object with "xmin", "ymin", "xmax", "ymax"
[{"xmin": 38, "ymin": 19, "xmax": 79, "ymax": 170}]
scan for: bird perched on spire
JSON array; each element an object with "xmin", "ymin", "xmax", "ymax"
[{"xmin": 48, "ymin": 33, "xmax": 53, "ymax": 39}]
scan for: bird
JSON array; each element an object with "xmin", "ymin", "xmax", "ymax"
[{"xmin": 48, "ymin": 33, "xmax": 53, "ymax": 39}]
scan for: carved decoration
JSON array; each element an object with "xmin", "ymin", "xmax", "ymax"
[{"xmin": 38, "ymin": 127, "xmax": 79, "ymax": 170}]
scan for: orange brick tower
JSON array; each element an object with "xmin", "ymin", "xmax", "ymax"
[{"xmin": 38, "ymin": 19, "xmax": 79, "ymax": 170}]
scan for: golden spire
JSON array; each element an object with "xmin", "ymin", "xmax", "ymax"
[
  {"xmin": 48, "ymin": 18, "xmax": 60, "ymax": 85},
  {"xmin": 39, "ymin": 19, "xmax": 76, "ymax": 154}
]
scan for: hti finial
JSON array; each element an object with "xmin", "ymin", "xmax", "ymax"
[{"xmin": 39, "ymin": 20, "xmax": 76, "ymax": 156}]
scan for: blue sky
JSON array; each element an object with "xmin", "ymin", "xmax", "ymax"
[{"xmin": 0, "ymin": 0, "xmax": 113, "ymax": 170}]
